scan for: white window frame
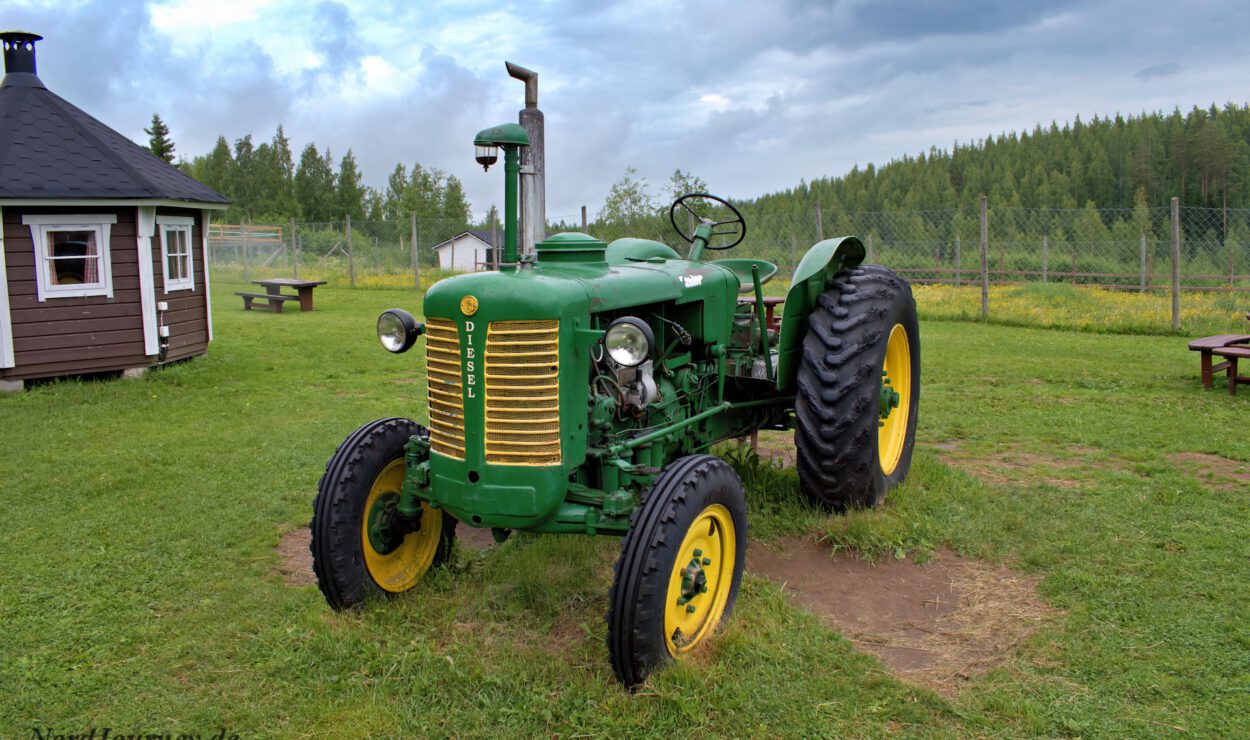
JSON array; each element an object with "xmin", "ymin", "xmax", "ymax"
[
  {"xmin": 157, "ymin": 215, "xmax": 196, "ymax": 293},
  {"xmin": 23, "ymin": 214, "xmax": 117, "ymax": 301}
]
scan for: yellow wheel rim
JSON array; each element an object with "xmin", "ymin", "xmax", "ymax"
[
  {"xmin": 360, "ymin": 459, "xmax": 442, "ymax": 593},
  {"xmin": 663, "ymin": 504, "xmax": 736, "ymax": 656},
  {"xmin": 878, "ymin": 323, "xmax": 912, "ymax": 476}
]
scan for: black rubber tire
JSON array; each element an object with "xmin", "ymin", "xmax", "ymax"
[
  {"xmin": 607, "ymin": 455, "xmax": 748, "ymax": 688},
  {"xmin": 794, "ymin": 265, "xmax": 920, "ymax": 511},
  {"xmin": 310, "ymin": 417, "xmax": 456, "ymax": 610}
]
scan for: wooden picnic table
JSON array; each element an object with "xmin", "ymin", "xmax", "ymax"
[
  {"xmin": 1188, "ymin": 334, "xmax": 1250, "ymax": 394},
  {"xmin": 239, "ymin": 278, "xmax": 327, "ymax": 313}
]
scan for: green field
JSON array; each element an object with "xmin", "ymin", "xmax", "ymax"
[{"xmin": 2, "ymin": 280, "xmax": 1248, "ymax": 737}]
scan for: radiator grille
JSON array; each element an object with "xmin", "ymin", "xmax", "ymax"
[
  {"xmin": 485, "ymin": 320, "xmax": 561, "ymax": 465},
  {"xmin": 425, "ymin": 317, "xmax": 465, "ymax": 459}
]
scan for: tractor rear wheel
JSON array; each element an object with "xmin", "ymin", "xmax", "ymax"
[
  {"xmin": 607, "ymin": 455, "xmax": 747, "ymax": 688},
  {"xmin": 311, "ymin": 417, "xmax": 456, "ymax": 610},
  {"xmin": 794, "ymin": 265, "xmax": 920, "ymax": 510}
]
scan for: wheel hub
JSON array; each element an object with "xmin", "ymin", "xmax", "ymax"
[
  {"xmin": 879, "ymin": 370, "xmax": 900, "ymax": 425},
  {"xmin": 365, "ymin": 492, "xmax": 421, "ymax": 554},
  {"xmin": 675, "ymin": 548, "xmax": 713, "ymax": 612}
]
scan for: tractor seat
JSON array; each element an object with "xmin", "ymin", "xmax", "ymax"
[{"xmin": 714, "ymin": 258, "xmax": 779, "ymax": 293}]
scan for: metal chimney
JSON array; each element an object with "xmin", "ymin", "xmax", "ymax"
[
  {"xmin": 1, "ymin": 31, "xmax": 44, "ymax": 86},
  {"xmin": 506, "ymin": 62, "xmax": 546, "ymax": 258}
]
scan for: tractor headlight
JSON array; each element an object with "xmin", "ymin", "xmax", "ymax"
[
  {"xmin": 604, "ymin": 317, "xmax": 653, "ymax": 367},
  {"xmin": 377, "ymin": 309, "xmax": 423, "ymax": 353}
]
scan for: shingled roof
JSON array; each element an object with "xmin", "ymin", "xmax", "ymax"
[{"xmin": 0, "ymin": 31, "xmax": 228, "ymax": 206}]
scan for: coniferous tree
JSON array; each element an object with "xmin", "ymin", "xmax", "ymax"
[
  {"xmin": 145, "ymin": 113, "xmax": 176, "ymax": 163},
  {"xmin": 295, "ymin": 144, "xmax": 336, "ymax": 221},
  {"xmin": 336, "ymin": 149, "xmax": 365, "ymax": 220}
]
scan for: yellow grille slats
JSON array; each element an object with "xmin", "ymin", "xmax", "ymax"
[
  {"xmin": 485, "ymin": 319, "xmax": 561, "ymax": 466},
  {"xmin": 425, "ymin": 317, "xmax": 466, "ymax": 460}
]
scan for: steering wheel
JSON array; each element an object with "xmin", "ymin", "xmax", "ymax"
[{"xmin": 669, "ymin": 193, "xmax": 746, "ymax": 251}]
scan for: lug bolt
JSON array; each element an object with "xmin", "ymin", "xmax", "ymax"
[
  {"xmin": 677, "ymin": 596, "xmax": 689, "ymax": 606},
  {"xmin": 693, "ymin": 548, "xmax": 702, "ymax": 557},
  {"xmin": 702, "ymin": 557, "xmax": 711, "ymax": 566},
  {"xmin": 686, "ymin": 605, "xmax": 697, "ymax": 614}
]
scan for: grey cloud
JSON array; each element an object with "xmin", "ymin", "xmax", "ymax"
[
  {"xmin": 305, "ymin": 1, "xmax": 365, "ymax": 82},
  {"xmin": 844, "ymin": 0, "xmax": 1083, "ymax": 42},
  {"xmin": 1135, "ymin": 63, "xmax": 1181, "ymax": 80}
]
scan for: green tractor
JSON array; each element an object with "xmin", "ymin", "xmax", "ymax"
[{"xmin": 311, "ymin": 120, "xmax": 919, "ymax": 687}]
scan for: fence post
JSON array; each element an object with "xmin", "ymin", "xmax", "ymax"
[
  {"xmin": 411, "ymin": 212, "xmax": 419, "ymax": 290},
  {"xmin": 954, "ymin": 234, "xmax": 961, "ymax": 287},
  {"xmin": 489, "ymin": 209, "xmax": 500, "ymax": 269},
  {"xmin": 242, "ymin": 218, "xmax": 250, "ymax": 282},
  {"xmin": 290, "ymin": 217, "xmax": 299, "ymax": 279},
  {"xmin": 1042, "ymin": 235, "xmax": 1048, "ymax": 283},
  {"xmin": 581, "ymin": 205, "xmax": 587, "ymax": 231},
  {"xmin": 979, "ymin": 194, "xmax": 988, "ymax": 320},
  {"xmin": 790, "ymin": 235, "xmax": 797, "ymax": 274},
  {"xmin": 1139, "ymin": 232, "xmax": 1146, "ymax": 293},
  {"xmin": 1171, "ymin": 197, "xmax": 1180, "ymax": 331},
  {"xmin": 1229, "ymin": 241, "xmax": 1235, "ymax": 288},
  {"xmin": 345, "ymin": 214, "xmax": 355, "ymax": 287},
  {"xmin": 815, "ymin": 201, "xmax": 824, "ymax": 242},
  {"xmin": 866, "ymin": 233, "xmax": 873, "ymax": 264}
]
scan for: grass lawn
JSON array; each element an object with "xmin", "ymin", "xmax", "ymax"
[{"xmin": 2, "ymin": 277, "xmax": 1248, "ymax": 737}]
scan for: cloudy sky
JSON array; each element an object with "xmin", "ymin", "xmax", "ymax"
[{"xmin": 6, "ymin": 0, "xmax": 1247, "ymax": 220}]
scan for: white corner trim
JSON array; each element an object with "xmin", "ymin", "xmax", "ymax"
[
  {"xmin": 136, "ymin": 207, "xmax": 159, "ymax": 356},
  {"xmin": 202, "ymin": 209, "xmax": 213, "ymax": 342},
  {"xmin": 0, "ymin": 206, "xmax": 14, "ymax": 369}
]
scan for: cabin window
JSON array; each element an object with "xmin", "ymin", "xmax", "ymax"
[
  {"xmin": 157, "ymin": 216, "xmax": 195, "ymax": 292},
  {"xmin": 23, "ymin": 214, "xmax": 116, "ymax": 301}
]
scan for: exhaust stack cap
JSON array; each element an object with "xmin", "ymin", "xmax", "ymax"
[
  {"xmin": 505, "ymin": 61, "xmax": 538, "ymax": 108},
  {"xmin": 1, "ymin": 31, "xmax": 44, "ymax": 87}
]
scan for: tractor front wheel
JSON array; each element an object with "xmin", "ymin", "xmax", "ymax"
[
  {"xmin": 607, "ymin": 455, "xmax": 747, "ymax": 687},
  {"xmin": 311, "ymin": 417, "xmax": 456, "ymax": 610},
  {"xmin": 795, "ymin": 265, "xmax": 920, "ymax": 510}
]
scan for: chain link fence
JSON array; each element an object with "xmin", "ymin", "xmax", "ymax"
[
  {"xmin": 208, "ymin": 216, "xmax": 475, "ymax": 287},
  {"xmin": 209, "ymin": 200, "xmax": 1250, "ymax": 327}
]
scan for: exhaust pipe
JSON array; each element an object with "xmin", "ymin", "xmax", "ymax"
[{"xmin": 506, "ymin": 62, "xmax": 545, "ymax": 257}]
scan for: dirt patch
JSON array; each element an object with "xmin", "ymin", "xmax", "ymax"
[
  {"xmin": 930, "ymin": 441, "xmax": 1108, "ymax": 489},
  {"xmin": 276, "ymin": 522, "xmax": 497, "ymax": 587},
  {"xmin": 276, "ymin": 528, "xmax": 316, "ymax": 587},
  {"xmin": 1168, "ymin": 452, "xmax": 1250, "ymax": 491},
  {"xmin": 749, "ymin": 536, "xmax": 1055, "ymax": 697},
  {"xmin": 456, "ymin": 525, "xmax": 496, "ymax": 550},
  {"xmin": 753, "ymin": 430, "xmax": 796, "ymax": 468}
]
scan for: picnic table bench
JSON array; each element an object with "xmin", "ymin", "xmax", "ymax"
[
  {"xmin": 1188, "ymin": 334, "xmax": 1250, "ymax": 395},
  {"xmin": 236, "ymin": 279, "xmax": 327, "ymax": 313}
]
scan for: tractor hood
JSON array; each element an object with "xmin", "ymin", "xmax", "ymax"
[{"xmin": 424, "ymin": 233, "xmax": 737, "ymax": 319}]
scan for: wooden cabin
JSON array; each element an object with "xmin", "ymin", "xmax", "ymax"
[{"xmin": 0, "ymin": 31, "xmax": 229, "ymax": 390}]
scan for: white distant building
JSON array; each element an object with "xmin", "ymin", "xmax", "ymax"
[{"xmin": 433, "ymin": 229, "xmax": 501, "ymax": 272}]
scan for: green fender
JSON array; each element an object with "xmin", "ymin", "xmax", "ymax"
[{"xmin": 774, "ymin": 236, "xmax": 867, "ymax": 391}]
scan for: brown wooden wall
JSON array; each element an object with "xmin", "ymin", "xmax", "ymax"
[
  {"xmin": 152, "ymin": 207, "xmax": 209, "ymax": 363},
  {"xmin": 2, "ymin": 205, "xmax": 150, "ymax": 380}
]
